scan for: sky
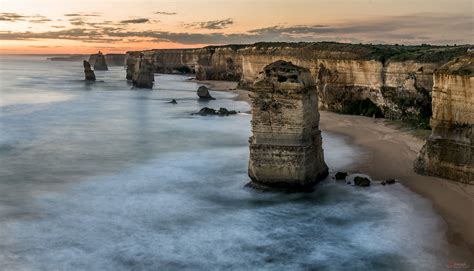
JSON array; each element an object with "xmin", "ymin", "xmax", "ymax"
[{"xmin": 0, "ymin": 0, "xmax": 473, "ymax": 54}]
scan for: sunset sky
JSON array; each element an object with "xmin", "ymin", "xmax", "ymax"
[{"xmin": 0, "ymin": 0, "xmax": 473, "ymax": 54}]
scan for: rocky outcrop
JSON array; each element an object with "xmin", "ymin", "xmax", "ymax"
[
  {"xmin": 131, "ymin": 53, "xmax": 154, "ymax": 89},
  {"xmin": 90, "ymin": 51, "xmax": 108, "ymax": 71},
  {"xmin": 414, "ymin": 53, "xmax": 474, "ymax": 184},
  {"xmin": 83, "ymin": 60, "xmax": 95, "ymax": 81},
  {"xmin": 248, "ymin": 61, "xmax": 328, "ymax": 190},
  {"xmin": 197, "ymin": 86, "xmax": 215, "ymax": 100},
  {"xmin": 88, "ymin": 53, "xmax": 125, "ymax": 66},
  {"xmin": 353, "ymin": 176, "xmax": 371, "ymax": 187},
  {"xmin": 194, "ymin": 107, "xmax": 238, "ymax": 116},
  {"xmin": 126, "ymin": 43, "xmax": 469, "ymax": 122},
  {"xmin": 335, "ymin": 172, "xmax": 348, "ymax": 180},
  {"xmin": 125, "ymin": 51, "xmax": 141, "ymax": 80}
]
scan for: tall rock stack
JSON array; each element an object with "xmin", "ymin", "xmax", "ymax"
[
  {"xmin": 132, "ymin": 53, "xmax": 154, "ymax": 89},
  {"xmin": 248, "ymin": 60, "xmax": 328, "ymax": 190},
  {"xmin": 92, "ymin": 51, "xmax": 108, "ymax": 71},
  {"xmin": 415, "ymin": 53, "xmax": 474, "ymax": 184},
  {"xmin": 125, "ymin": 51, "xmax": 141, "ymax": 80},
  {"xmin": 83, "ymin": 60, "xmax": 96, "ymax": 81}
]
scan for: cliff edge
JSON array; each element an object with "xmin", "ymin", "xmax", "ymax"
[{"xmin": 414, "ymin": 53, "xmax": 474, "ymax": 184}]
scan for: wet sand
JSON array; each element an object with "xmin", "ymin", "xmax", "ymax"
[
  {"xmin": 203, "ymin": 79, "xmax": 474, "ymax": 261},
  {"xmin": 318, "ymin": 111, "xmax": 474, "ymax": 258}
]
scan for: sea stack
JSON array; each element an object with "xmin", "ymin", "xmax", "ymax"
[
  {"xmin": 248, "ymin": 60, "xmax": 328, "ymax": 190},
  {"xmin": 132, "ymin": 53, "xmax": 154, "ymax": 89},
  {"xmin": 83, "ymin": 60, "xmax": 95, "ymax": 81},
  {"xmin": 414, "ymin": 53, "xmax": 474, "ymax": 184},
  {"xmin": 92, "ymin": 51, "xmax": 108, "ymax": 71}
]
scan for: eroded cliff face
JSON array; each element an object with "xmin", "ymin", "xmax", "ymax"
[
  {"xmin": 239, "ymin": 48, "xmax": 437, "ymax": 120},
  {"xmin": 415, "ymin": 54, "xmax": 474, "ymax": 184},
  {"xmin": 126, "ymin": 43, "xmax": 469, "ymax": 121}
]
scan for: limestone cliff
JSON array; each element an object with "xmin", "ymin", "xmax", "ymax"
[
  {"xmin": 126, "ymin": 42, "xmax": 469, "ymax": 122},
  {"xmin": 415, "ymin": 53, "xmax": 474, "ymax": 184},
  {"xmin": 248, "ymin": 61, "xmax": 328, "ymax": 189}
]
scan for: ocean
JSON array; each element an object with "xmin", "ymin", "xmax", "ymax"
[{"xmin": 0, "ymin": 55, "xmax": 457, "ymax": 270}]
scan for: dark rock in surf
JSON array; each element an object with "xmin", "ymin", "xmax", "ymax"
[
  {"xmin": 83, "ymin": 60, "xmax": 96, "ymax": 81},
  {"xmin": 194, "ymin": 107, "xmax": 238, "ymax": 116},
  {"xmin": 335, "ymin": 172, "xmax": 348, "ymax": 180},
  {"xmin": 197, "ymin": 86, "xmax": 215, "ymax": 100},
  {"xmin": 354, "ymin": 176, "xmax": 371, "ymax": 187},
  {"xmin": 168, "ymin": 99, "xmax": 178, "ymax": 104}
]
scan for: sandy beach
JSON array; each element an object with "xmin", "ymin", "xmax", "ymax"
[{"xmin": 204, "ymin": 80, "xmax": 474, "ymax": 260}]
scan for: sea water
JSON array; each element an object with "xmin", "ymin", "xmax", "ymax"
[{"xmin": 0, "ymin": 56, "xmax": 460, "ymax": 270}]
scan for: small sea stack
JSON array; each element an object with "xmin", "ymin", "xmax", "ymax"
[
  {"xmin": 132, "ymin": 53, "xmax": 154, "ymax": 89},
  {"xmin": 248, "ymin": 60, "xmax": 328, "ymax": 190},
  {"xmin": 83, "ymin": 60, "xmax": 95, "ymax": 81},
  {"xmin": 91, "ymin": 51, "xmax": 108, "ymax": 71}
]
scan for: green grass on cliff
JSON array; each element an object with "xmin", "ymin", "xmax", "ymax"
[{"xmin": 205, "ymin": 42, "xmax": 471, "ymax": 63}]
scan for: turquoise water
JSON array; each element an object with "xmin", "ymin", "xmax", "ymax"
[{"xmin": 0, "ymin": 56, "xmax": 462, "ymax": 270}]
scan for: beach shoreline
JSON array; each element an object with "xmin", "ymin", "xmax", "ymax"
[{"xmin": 203, "ymin": 79, "xmax": 474, "ymax": 262}]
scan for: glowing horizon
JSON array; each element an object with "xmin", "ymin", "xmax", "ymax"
[{"xmin": 1, "ymin": 0, "xmax": 473, "ymax": 54}]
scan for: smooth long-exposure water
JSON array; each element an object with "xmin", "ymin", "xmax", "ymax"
[{"xmin": 0, "ymin": 56, "xmax": 459, "ymax": 270}]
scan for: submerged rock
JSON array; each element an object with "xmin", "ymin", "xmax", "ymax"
[
  {"xmin": 248, "ymin": 60, "xmax": 328, "ymax": 190},
  {"xmin": 335, "ymin": 172, "xmax": 348, "ymax": 180},
  {"xmin": 83, "ymin": 60, "xmax": 95, "ymax": 81},
  {"xmin": 385, "ymin": 179, "xmax": 396, "ymax": 185},
  {"xmin": 195, "ymin": 107, "xmax": 237, "ymax": 116},
  {"xmin": 197, "ymin": 86, "xmax": 215, "ymax": 100},
  {"xmin": 353, "ymin": 176, "xmax": 371, "ymax": 187},
  {"xmin": 91, "ymin": 51, "xmax": 108, "ymax": 71}
]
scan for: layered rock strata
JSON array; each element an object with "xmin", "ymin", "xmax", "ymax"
[
  {"xmin": 131, "ymin": 54, "xmax": 154, "ymax": 89},
  {"xmin": 126, "ymin": 43, "xmax": 469, "ymax": 122},
  {"xmin": 415, "ymin": 54, "xmax": 474, "ymax": 184},
  {"xmin": 248, "ymin": 60, "xmax": 328, "ymax": 189},
  {"xmin": 83, "ymin": 60, "xmax": 96, "ymax": 81},
  {"xmin": 90, "ymin": 51, "xmax": 108, "ymax": 71}
]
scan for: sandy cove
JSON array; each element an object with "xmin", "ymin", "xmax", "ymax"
[{"xmin": 200, "ymin": 79, "xmax": 474, "ymax": 260}]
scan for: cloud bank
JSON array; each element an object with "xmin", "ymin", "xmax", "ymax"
[
  {"xmin": 1, "ymin": 13, "xmax": 472, "ymax": 46},
  {"xmin": 184, "ymin": 19, "xmax": 234, "ymax": 30}
]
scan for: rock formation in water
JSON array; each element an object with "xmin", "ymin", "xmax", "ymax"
[
  {"xmin": 194, "ymin": 107, "xmax": 237, "ymax": 116},
  {"xmin": 90, "ymin": 51, "xmax": 108, "ymax": 71},
  {"xmin": 335, "ymin": 172, "xmax": 348, "ymax": 180},
  {"xmin": 197, "ymin": 86, "xmax": 215, "ymax": 100},
  {"xmin": 248, "ymin": 60, "xmax": 328, "ymax": 190},
  {"xmin": 125, "ymin": 43, "xmax": 469, "ymax": 123},
  {"xmin": 353, "ymin": 176, "xmax": 371, "ymax": 187},
  {"xmin": 414, "ymin": 53, "xmax": 474, "ymax": 184},
  {"xmin": 131, "ymin": 53, "xmax": 154, "ymax": 89},
  {"xmin": 125, "ymin": 51, "xmax": 141, "ymax": 80},
  {"xmin": 83, "ymin": 60, "xmax": 95, "ymax": 81}
]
